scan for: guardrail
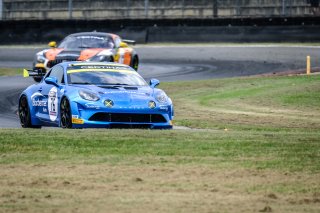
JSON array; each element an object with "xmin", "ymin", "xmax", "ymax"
[{"xmin": 1, "ymin": 17, "xmax": 320, "ymax": 44}]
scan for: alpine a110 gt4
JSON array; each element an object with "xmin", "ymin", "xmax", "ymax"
[
  {"xmin": 19, "ymin": 62, "xmax": 173, "ymax": 129},
  {"xmin": 32, "ymin": 32, "xmax": 139, "ymax": 82}
]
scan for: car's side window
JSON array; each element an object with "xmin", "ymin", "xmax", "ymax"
[
  {"xmin": 44, "ymin": 68, "xmax": 52, "ymax": 79},
  {"xmin": 48, "ymin": 65, "xmax": 64, "ymax": 84}
]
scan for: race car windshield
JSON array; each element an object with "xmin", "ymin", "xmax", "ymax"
[
  {"xmin": 68, "ymin": 71, "xmax": 148, "ymax": 86},
  {"xmin": 58, "ymin": 36, "xmax": 115, "ymax": 49}
]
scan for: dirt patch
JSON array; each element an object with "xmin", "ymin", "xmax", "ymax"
[
  {"xmin": 256, "ymin": 67, "xmax": 320, "ymax": 77},
  {"xmin": 1, "ymin": 164, "xmax": 319, "ymax": 213}
]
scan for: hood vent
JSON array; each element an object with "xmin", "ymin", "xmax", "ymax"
[
  {"xmin": 99, "ymin": 86, "xmax": 120, "ymax": 90},
  {"xmin": 124, "ymin": 87, "xmax": 138, "ymax": 90}
]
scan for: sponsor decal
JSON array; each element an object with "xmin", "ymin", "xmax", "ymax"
[
  {"xmin": 118, "ymin": 49, "xmax": 125, "ymax": 64},
  {"xmin": 80, "ymin": 65, "xmax": 129, "ymax": 70},
  {"xmin": 76, "ymin": 36, "xmax": 104, "ymax": 40},
  {"xmin": 159, "ymin": 105, "xmax": 169, "ymax": 111},
  {"xmin": 72, "ymin": 115, "xmax": 79, "ymax": 119},
  {"xmin": 85, "ymin": 103, "xmax": 100, "ymax": 109},
  {"xmin": 48, "ymin": 87, "xmax": 58, "ymax": 121},
  {"xmin": 72, "ymin": 117, "xmax": 84, "ymax": 124},
  {"xmin": 67, "ymin": 64, "xmax": 132, "ymax": 73},
  {"xmin": 32, "ymin": 100, "xmax": 47, "ymax": 107},
  {"xmin": 31, "ymin": 92, "xmax": 47, "ymax": 107}
]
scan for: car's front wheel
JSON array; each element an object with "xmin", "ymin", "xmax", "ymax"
[
  {"xmin": 32, "ymin": 68, "xmax": 46, "ymax": 82},
  {"xmin": 60, "ymin": 97, "xmax": 72, "ymax": 128},
  {"xmin": 18, "ymin": 95, "xmax": 41, "ymax": 128},
  {"xmin": 130, "ymin": 56, "xmax": 139, "ymax": 71}
]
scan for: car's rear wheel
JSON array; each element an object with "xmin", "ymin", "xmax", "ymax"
[
  {"xmin": 130, "ymin": 56, "xmax": 139, "ymax": 71},
  {"xmin": 19, "ymin": 95, "xmax": 41, "ymax": 128},
  {"xmin": 60, "ymin": 98, "xmax": 72, "ymax": 128}
]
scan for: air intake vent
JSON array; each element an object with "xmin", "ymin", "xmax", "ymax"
[{"xmin": 89, "ymin": 113, "xmax": 166, "ymax": 123}]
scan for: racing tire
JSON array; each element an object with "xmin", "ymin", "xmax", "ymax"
[
  {"xmin": 60, "ymin": 98, "xmax": 72, "ymax": 129},
  {"xmin": 18, "ymin": 96, "xmax": 41, "ymax": 128},
  {"xmin": 130, "ymin": 56, "xmax": 139, "ymax": 71},
  {"xmin": 32, "ymin": 68, "xmax": 46, "ymax": 82},
  {"xmin": 103, "ymin": 56, "xmax": 113, "ymax": 62}
]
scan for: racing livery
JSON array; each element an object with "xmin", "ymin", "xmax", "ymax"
[
  {"xmin": 33, "ymin": 32, "xmax": 139, "ymax": 82},
  {"xmin": 19, "ymin": 62, "xmax": 173, "ymax": 129}
]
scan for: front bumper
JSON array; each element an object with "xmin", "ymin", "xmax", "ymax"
[{"xmin": 70, "ymin": 100, "xmax": 173, "ymax": 129}]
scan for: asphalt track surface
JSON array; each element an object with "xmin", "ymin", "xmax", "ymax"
[{"xmin": 0, "ymin": 45, "xmax": 319, "ymax": 128}]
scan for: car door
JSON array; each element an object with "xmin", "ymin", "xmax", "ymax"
[{"xmin": 36, "ymin": 65, "xmax": 65, "ymax": 126}]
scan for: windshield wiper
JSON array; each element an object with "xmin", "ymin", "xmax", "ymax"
[
  {"xmin": 71, "ymin": 82, "xmax": 92, "ymax": 85},
  {"xmin": 96, "ymin": 83, "xmax": 130, "ymax": 87},
  {"xmin": 110, "ymin": 83, "xmax": 130, "ymax": 86},
  {"xmin": 77, "ymin": 46, "xmax": 90, "ymax": 49}
]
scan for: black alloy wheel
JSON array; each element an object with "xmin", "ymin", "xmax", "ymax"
[
  {"xmin": 60, "ymin": 98, "xmax": 72, "ymax": 128},
  {"xmin": 19, "ymin": 96, "xmax": 40, "ymax": 128}
]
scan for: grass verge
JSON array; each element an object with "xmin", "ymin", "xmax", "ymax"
[
  {"xmin": 0, "ymin": 68, "xmax": 23, "ymax": 76},
  {"xmin": 0, "ymin": 74, "xmax": 320, "ymax": 212}
]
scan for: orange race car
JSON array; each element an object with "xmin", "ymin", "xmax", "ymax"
[{"xmin": 32, "ymin": 32, "xmax": 139, "ymax": 82}]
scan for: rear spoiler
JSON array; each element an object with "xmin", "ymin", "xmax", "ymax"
[
  {"xmin": 122, "ymin": 39, "xmax": 136, "ymax": 45},
  {"xmin": 23, "ymin": 68, "xmax": 46, "ymax": 78}
]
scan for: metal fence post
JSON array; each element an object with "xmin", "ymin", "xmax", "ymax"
[
  {"xmin": 127, "ymin": 0, "xmax": 130, "ymax": 17},
  {"xmin": 0, "ymin": 0, "xmax": 3, "ymax": 20},
  {"xmin": 236, "ymin": 0, "xmax": 241, "ymax": 16},
  {"xmin": 182, "ymin": 0, "xmax": 185, "ymax": 18},
  {"xmin": 68, "ymin": 0, "xmax": 73, "ymax": 19},
  {"xmin": 145, "ymin": 0, "xmax": 149, "ymax": 18},
  {"xmin": 282, "ymin": 0, "xmax": 286, "ymax": 16},
  {"xmin": 213, "ymin": 0, "xmax": 218, "ymax": 17}
]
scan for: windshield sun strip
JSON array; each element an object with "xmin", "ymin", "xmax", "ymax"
[
  {"xmin": 70, "ymin": 62, "xmax": 128, "ymax": 67},
  {"xmin": 67, "ymin": 69, "xmax": 137, "ymax": 74}
]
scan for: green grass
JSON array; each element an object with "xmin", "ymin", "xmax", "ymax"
[
  {"xmin": 161, "ymin": 74, "xmax": 320, "ymax": 130},
  {"xmin": 0, "ymin": 68, "xmax": 23, "ymax": 76},
  {"xmin": 0, "ymin": 129, "xmax": 319, "ymax": 172},
  {"xmin": 1, "ymin": 73, "xmax": 320, "ymax": 212},
  {"xmin": 1, "ymin": 74, "xmax": 320, "ymax": 172}
]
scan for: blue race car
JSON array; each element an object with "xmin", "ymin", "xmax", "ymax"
[{"xmin": 19, "ymin": 62, "xmax": 174, "ymax": 129}]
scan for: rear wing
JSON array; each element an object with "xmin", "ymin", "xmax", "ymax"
[
  {"xmin": 23, "ymin": 68, "xmax": 46, "ymax": 78},
  {"xmin": 122, "ymin": 39, "xmax": 136, "ymax": 45}
]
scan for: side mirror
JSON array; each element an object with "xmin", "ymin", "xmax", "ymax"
[
  {"xmin": 149, "ymin": 78, "xmax": 160, "ymax": 88},
  {"xmin": 48, "ymin": 41, "xmax": 57, "ymax": 48},
  {"xmin": 119, "ymin": 42, "xmax": 128, "ymax": 48},
  {"xmin": 45, "ymin": 77, "xmax": 59, "ymax": 87}
]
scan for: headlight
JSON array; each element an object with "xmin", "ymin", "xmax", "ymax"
[
  {"xmin": 88, "ymin": 55, "xmax": 111, "ymax": 62},
  {"xmin": 155, "ymin": 91, "xmax": 168, "ymax": 103},
  {"xmin": 79, "ymin": 90, "xmax": 100, "ymax": 101},
  {"xmin": 36, "ymin": 55, "xmax": 46, "ymax": 63},
  {"xmin": 34, "ymin": 53, "xmax": 46, "ymax": 64}
]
